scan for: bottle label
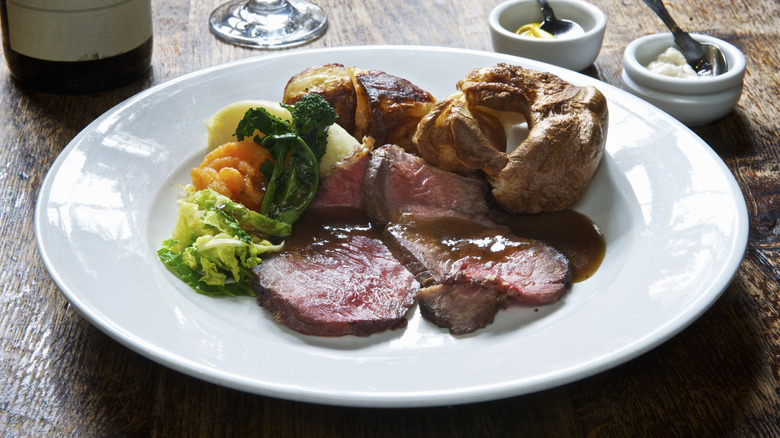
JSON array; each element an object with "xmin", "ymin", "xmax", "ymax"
[{"xmin": 6, "ymin": 0, "xmax": 152, "ymax": 62}]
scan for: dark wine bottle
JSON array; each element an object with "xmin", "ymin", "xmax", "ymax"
[{"xmin": 0, "ymin": 0, "xmax": 153, "ymax": 94}]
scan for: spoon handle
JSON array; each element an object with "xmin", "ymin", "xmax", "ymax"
[
  {"xmin": 538, "ymin": 0, "xmax": 557, "ymax": 22},
  {"xmin": 641, "ymin": 0, "xmax": 705, "ymax": 62}
]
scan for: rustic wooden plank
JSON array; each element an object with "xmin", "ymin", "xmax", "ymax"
[{"xmin": 1, "ymin": 0, "xmax": 779, "ymax": 435}]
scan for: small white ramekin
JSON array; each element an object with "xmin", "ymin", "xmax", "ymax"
[
  {"xmin": 489, "ymin": 0, "xmax": 607, "ymax": 72},
  {"xmin": 621, "ymin": 33, "xmax": 746, "ymax": 126}
]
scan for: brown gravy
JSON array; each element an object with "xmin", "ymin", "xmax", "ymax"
[
  {"xmin": 286, "ymin": 206, "xmax": 376, "ymax": 251},
  {"xmin": 501, "ymin": 210, "xmax": 606, "ymax": 283},
  {"xmin": 293, "ymin": 207, "xmax": 606, "ymax": 284},
  {"xmin": 393, "ymin": 216, "xmax": 544, "ymax": 261}
]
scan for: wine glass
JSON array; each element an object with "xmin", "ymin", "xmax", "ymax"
[{"xmin": 209, "ymin": 0, "xmax": 328, "ymax": 49}]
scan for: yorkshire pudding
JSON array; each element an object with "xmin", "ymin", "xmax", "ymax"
[{"xmin": 413, "ymin": 64, "xmax": 608, "ymax": 214}]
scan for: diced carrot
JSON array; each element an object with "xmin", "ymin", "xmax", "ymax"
[{"xmin": 190, "ymin": 140, "xmax": 270, "ymax": 211}]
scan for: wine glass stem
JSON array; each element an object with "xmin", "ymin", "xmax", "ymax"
[{"xmin": 246, "ymin": 0, "xmax": 289, "ymax": 13}]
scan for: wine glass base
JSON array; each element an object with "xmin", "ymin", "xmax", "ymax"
[{"xmin": 209, "ymin": 0, "xmax": 328, "ymax": 49}]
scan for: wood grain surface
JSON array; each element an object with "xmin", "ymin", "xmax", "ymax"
[{"xmin": 2, "ymin": 0, "xmax": 779, "ymax": 436}]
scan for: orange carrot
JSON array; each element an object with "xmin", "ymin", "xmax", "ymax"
[{"xmin": 190, "ymin": 141, "xmax": 271, "ymax": 211}]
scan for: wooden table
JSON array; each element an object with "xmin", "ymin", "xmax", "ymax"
[{"xmin": 2, "ymin": 0, "xmax": 778, "ymax": 435}]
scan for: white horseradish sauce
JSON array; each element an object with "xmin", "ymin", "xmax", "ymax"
[{"xmin": 646, "ymin": 47, "xmax": 700, "ymax": 79}]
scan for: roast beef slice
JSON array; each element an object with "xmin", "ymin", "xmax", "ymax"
[
  {"xmin": 252, "ymin": 207, "xmax": 419, "ymax": 337},
  {"xmin": 384, "ymin": 216, "xmax": 572, "ymax": 334},
  {"xmin": 362, "ymin": 144, "xmax": 490, "ymax": 225}
]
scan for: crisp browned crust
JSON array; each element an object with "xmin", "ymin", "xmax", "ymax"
[
  {"xmin": 283, "ymin": 64, "xmax": 436, "ymax": 152},
  {"xmin": 414, "ymin": 92, "xmax": 509, "ymax": 177},
  {"xmin": 282, "ymin": 63, "xmax": 358, "ymax": 134},
  {"xmin": 413, "ymin": 64, "xmax": 608, "ymax": 214},
  {"xmin": 352, "ymin": 69, "xmax": 436, "ymax": 151}
]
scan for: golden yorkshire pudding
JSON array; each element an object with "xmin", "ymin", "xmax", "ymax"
[
  {"xmin": 413, "ymin": 64, "xmax": 608, "ymax": 214},
  {"xmin": 283, "ymin": 64, "xmax": 436, "ymax": 151}
]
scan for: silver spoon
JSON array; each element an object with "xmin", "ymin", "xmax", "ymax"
[
  {"xmin": 537, "ymin": 0, "xmax": 584, "ymax": 38},
  {"xmin": 642, "ymin": 0, "xmax": 727, "ymax": 76}
]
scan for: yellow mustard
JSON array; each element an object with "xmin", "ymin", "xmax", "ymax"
[{"xmin": 514, "ymin": 23, "xmax": 554, "ymax": 38}]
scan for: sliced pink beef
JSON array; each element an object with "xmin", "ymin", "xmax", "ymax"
[
  {"xmin": 417, "ymin": 281, "xmax": 510, "ymax": 335},
  {"xmin": 310, "ymin": 141, "xmax": 372, "ymax": 209},
  {"xmin": 252, "ymin": 206, "xmax": 418, "ymax": 337},
  {"xmin": 384, "ymin": 216, "xmax": 572, "ymax": 334},
  {"xmin": 255, "ymin": 143, "xmax": 574, "ymax": 337},
  {"xmin": 362, "ymin": 144, "xmax": 490, "ymax": 225}
]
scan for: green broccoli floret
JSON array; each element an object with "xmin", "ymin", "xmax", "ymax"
[
  {"xmin": 232, "ymin": 94, "xmax": 337, "ymax": 227},
  {"xmin": 234, "ymin": 106, "xmax": 290, "ymax": 145},
  {"xmin": 284, "ymin": 93, "xmax": 337, "ymax": 162}
]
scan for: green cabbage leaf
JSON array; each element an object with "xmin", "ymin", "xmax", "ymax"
[{"xmin": 157, "ymin": 189, "xmax": 285, "ymax": 297}]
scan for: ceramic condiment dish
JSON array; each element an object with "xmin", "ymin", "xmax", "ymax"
[
  {"xmin": 489, "ymin": 0, "xmax": 606, "ymax": 71},
  {"xmin": 621, "ymin": 33, "xmax": 746, "ymax": 126}
]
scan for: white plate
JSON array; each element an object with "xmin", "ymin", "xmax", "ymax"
[{"xmin": 35, "ymin": 46, "xmax": 748, "ymax": 407}]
